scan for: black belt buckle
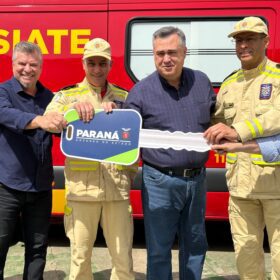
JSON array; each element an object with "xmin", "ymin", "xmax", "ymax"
[
  {"xmin": 182, "ymin": 168, "xmax": 201, "ymax": 178},
  {"xmin": 144, "ymin": 161, "xmax": 202, "ymax": 178}
]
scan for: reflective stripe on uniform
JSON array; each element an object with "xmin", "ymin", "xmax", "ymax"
[
  {"xmin": 250, "ymin": 154, "xmax": 280, "ymax": 166},
  {"xmin": 252, "ymin": 118, "xmax": 263, "ymax": 136},
  {"xmin": 245, "ymin": 120, "xmax": 256, "ymax": 138},
  {"xmin": 114, "ymin": 164, "xmax": 130, "ymax": 171},
  {"xmin": 64, "ymin": 205, "xmax": 72, "ymax": 215},
  {"xmin": 69, "ymin": 161, "xmax": 99, "ymax": 165},
  {"xmin": 69, "ymin": 160, "xmax": 99, "ymax": 171},
  {"xmin": 244, "ymin": 119, "xmax": 264, "ymax": 138},
  {"xmin": 61, "ymin": 87, "xmax": 88, "ymax": 96},
  {"xmin": 261, "ymin": 65, "xmax": 280, "ymax": 79},
  {"xmin": 112, "ymin": 91, "xmax": 127, "ymax": 99},
  {"xmin": 110, "ymin": 84, "xmax": 128, "ymax": 96},
  {"xmin": 226, "ymin": 153, "xmax": 237, "ymax": 163},
  {"xmin": 116, "ymin": 165, "xmax": 126, "ymax": 170},
  {"xmin": 69, "ymin": 161, "xmax": 129, "ymax": 171},
  {"xmin": 70, "ymin": 167, "xmax": 98, "ymax": 171}
]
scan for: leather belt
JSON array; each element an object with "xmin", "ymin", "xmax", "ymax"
[{"xmin": 144, "ymin": 162, "xmax": 203, "ymax": 178}]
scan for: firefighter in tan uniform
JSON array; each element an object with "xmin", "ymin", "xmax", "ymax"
[
  {"xmin": 45, "ymin": 38, "xmax": 137, "ymax": 280},
  {"xmin": 204, "ymin": 17, "xmax": 280, "ymax": 280}
]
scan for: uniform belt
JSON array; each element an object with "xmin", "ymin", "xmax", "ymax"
[{"xmin": 144, "ymin": 162, "xmax": 203, "ymax": 178}]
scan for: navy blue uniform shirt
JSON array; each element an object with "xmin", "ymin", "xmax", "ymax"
[
  {"xmin": 0, "ymin": 77, "xmax": 54, "ymax": 192},
  {"xmin": 124, "ymin": 68, "xmax": 216, "ymax": 168}
]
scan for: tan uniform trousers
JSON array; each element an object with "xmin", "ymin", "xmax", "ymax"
[
  {"xmin": 64, "ymin": 200, "xmax": 135, "ymax": 280},
  {"xmin": 229, "ymin": 196, "xmax": 280, "ymax": 280}
]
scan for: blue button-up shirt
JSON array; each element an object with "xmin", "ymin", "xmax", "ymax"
[
  {"xmin": 124, "ymin": 68, "xmax": 216, "ymax": 168},
  {"xmin": 0, "ymin": 77, "xmax": 54, "ymax": 192},
  {"xmin": 257, "ymin": 135, "xmax": 280, "ymax": 162}
]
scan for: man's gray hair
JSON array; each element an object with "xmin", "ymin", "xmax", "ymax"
[
  {"xmin": 12, "ymin": 41, "xmax": 42, "ymax": 63},
  {"xmin": 153, "ymin": 26, "xmax": 186, "ymax": 47}
]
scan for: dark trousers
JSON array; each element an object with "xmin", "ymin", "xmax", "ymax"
[{"xmin": 0, "ymin": 183, "xmax": 52, "ymax": 280}]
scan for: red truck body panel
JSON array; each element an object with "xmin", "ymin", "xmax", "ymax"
[{"xmin": 1, "ymin": 0, "xmax": 280, "ymax": 221}]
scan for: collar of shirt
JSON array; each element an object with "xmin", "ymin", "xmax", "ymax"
[
  {"xmin": 242, "ymin": 57, "xmax": 267, "ymax": 77},
  {"xmin": 12, "ymin": 77, "xmax": 45, "ymax": 98},
  {"xmin": 80, "ymin": 77, "xmax": 108, "ymax": 98},
  {"xmin": 158, "ymin": 68, "xmax": 188, "ymax": 98}
]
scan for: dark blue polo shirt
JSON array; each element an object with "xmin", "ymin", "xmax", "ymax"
[
  {"xmin": 0, "ymin": 77, "xmax": 54, "ymax": 192},
  {"xmin": 124, "ymin": 68, "xmax": 216, "ymax": 168}
]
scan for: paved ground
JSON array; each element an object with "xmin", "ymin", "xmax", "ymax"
[{"xmin": 4, "ymin": 222, "xmax": 272, "ymax": 280}]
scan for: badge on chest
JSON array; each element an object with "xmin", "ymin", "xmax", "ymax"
[{"xmin": 259, "ymin": 84, "xmax": 272, "ymax": 100}]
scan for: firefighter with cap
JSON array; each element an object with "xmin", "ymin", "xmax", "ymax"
[
  {"xmin": 45, "ymin": 38, "xmax": 137, "ymax": 280},
  {"xmin": 204, "ymin": 17, "xmax": 280, "ymax": 280}
]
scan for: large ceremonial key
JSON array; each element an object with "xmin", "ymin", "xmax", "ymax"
[{"xmin": 61, "ymin": 109, "xmax": 210, "ymax": 165}]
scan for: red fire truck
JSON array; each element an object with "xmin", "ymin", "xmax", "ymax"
[{"xmin": 1, "ymin": 0, "xmax": 280, "ymax": 221}]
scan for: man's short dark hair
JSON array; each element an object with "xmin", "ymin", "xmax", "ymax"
[{"xmin": 153, "ymin": 26, "xmax": 186, "ymax": 47}]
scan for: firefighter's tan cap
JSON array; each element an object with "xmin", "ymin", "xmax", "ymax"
[
  {"xmin": 83, "ymin": 38, "xmax": 111, "ymax": 60},
  {"xmin": 228, "ymin": 16, "xmax": 268, "ymax": 38}
]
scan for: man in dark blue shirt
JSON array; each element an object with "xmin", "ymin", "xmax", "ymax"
[
  {"xmin": 125, "ymin": 26, "xmax": 216, "ymax": 280},
  {"xmin": 0, "ymin": 41, "xmax": 66, "ymax": 280}
]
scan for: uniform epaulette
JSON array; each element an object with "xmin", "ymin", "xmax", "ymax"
[
  {"xmin": 220, "ymin": 69, "xmax": 243, "ymax": 90},
  {"xmin": 222, "ymin": 69, "xmax": 240, "ymax": 82},
  {"xmin": 58, "ymin": 84, "xmax": 78, "ymax": 91},
  {"xmin": 264, "ymin": 63, "xmax": 280, "ymax": 78},
  {"xmin": 59, "ymin": 85, "xmax": 89, "ymax": 96},
  {"xmin": 111, "ymin": 84, "xmax": 128, "ymax": 93}
]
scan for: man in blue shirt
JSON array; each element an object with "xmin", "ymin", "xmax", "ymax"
[
  {"xmin": 124, "ymin": 26, "xmax": 216, "ymax": 280},
  {"xmin": 0, "ymin": 41, "xmax": 66, "ymax": 280}
]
